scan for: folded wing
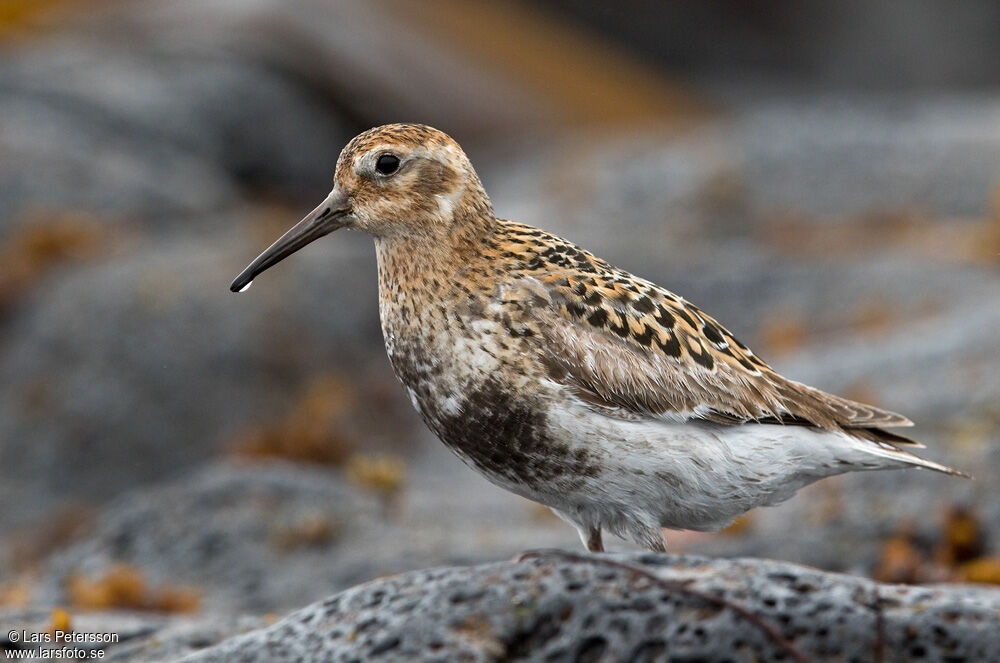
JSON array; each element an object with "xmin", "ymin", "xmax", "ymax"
[{"xmin": 500, "ymin": 268, "xmax": 918, "ymax": 446}]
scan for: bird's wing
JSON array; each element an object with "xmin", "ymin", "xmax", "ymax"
[{"xmin": 499, "ymin": 268, "xmax": 916, "ymax": 442}]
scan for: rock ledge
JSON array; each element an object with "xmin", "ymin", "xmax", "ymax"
[{"xmin": 183, "ymin": 552, "xmax": 1000, "ymax": 662}]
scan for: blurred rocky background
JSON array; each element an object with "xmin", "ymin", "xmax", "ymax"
[{"xmin": 0, "ymin": 0, "xmax": 998, "ymax": 659}]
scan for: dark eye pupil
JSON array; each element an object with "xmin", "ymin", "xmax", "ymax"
[{"xmin": 376, "ymin": 154, "xmax": 400, "ymax": 175}]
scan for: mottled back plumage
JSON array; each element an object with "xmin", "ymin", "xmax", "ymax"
[
  {"xmin": 232, "ymin": 123, "xmax": 966, "ymax": 552},
  {"xmin": 491, "ymin": 222, "xmax": 917, "ymax": 442}
]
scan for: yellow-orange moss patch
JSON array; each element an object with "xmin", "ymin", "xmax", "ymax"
[
  {"xmin": 67, "ymin": 564, "xmax": 201, "ymax": 613},
  {"xmin": 269, "ymin": 513, "xmax": 340, "ymax": 551},
  {"xmin": 49, "ymin": 607, "xmax": 71, "ymax": 635},
  {"xmin": 231, "ymin": 374, "xmax": 356, "ymax": 465},
  {"xmin": 345, "ymin": 453, "xmax": 406, "ymax": 498},
  {"xmin": 957, "ymin": 557, "xmax": 1000, "ymax": 585},
  {"xmin": 0, "ymin": 211, "xmax": 108, "ymax": 313}
]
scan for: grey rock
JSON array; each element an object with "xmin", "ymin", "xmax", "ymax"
[
  {"xmin": 0, "ymin": 89, "xmax": 235, "ymax": 227},
  {"xmin": 0, "ymin": 33, "xmax": 351, "ymax": 226},
  {"xmin": 0, "ymin": 224, "xmax": 389, "ymax": 528},
  {"xmin": 182, "ymin": 553, "xmax": 1000, "ymax": 662},
  {"xmin": 539, "ymin": 1, "xmax": 1000, "ymax": 89},
  {"xmin": 31, "ymin": 458, "xmax": 576, "ymax": 615},
  {"xmin": 93, "ymin": 0, "xmax": 552, "ymax": 136},
  {"xmin": 0, "ymin": 608, "xmax": 266, "ymax": 663},
  {"xmin": 775, "ymin": 292, "xmax": 1000, "ymax": 421},
  {"xmin": 736, "ymin": 96, "xmax": 1000, "ymax": 216},
  {"xmin": 33, "ymin": 461, "xmax": 385, "ymax": 615}
]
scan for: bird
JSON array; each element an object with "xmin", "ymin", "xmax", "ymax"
[{"xmin": 231, "ymin": 123, "xmax": 966, "ymax": 553}]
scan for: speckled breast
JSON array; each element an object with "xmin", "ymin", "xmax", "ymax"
[{"xmin": 381, "ymin": 304, "xmax": 599, "ymax": 495}]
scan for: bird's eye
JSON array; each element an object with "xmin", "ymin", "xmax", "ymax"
[{"xmin": 375, "ymin": 154, "xmax": 400, "ymax": 175}]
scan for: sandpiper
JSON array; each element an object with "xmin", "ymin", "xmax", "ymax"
[{"xmin": 231, "ymin": 124, "xmax": 965, "ymax": 552}]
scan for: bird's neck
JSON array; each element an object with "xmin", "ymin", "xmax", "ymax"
[
  {"xmin": 373, "ymin": 207, "xmax": 497, "ymax": 289},
  {"xmin": 373, "ymin": 211, "xmax": 499, "ymax": 387}
]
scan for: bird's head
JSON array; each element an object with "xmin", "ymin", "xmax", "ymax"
[{"xmin": 231, "ymin": 123, "xmax": 492, "ymax": 293}]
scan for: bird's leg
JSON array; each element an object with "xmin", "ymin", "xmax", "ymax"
[
  {"xmin": 584, "ymin": 525, "xmax": 604, "ymax": 553},
  {"xmin": 549, "ymin": 507, "xmax": 604, "ymax": 553}
]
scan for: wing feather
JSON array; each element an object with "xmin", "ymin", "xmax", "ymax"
[{"xmin": 499, "ymin": 267, "xmax": 916, "ymax": 444}]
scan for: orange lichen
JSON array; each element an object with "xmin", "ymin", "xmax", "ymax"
[
  {"xmin": 68, "ymin": 565, "xmax": 145, "ymax": 610},
  {"xmin": 0, "ymin": 578, "xmax": 33, "ymax": 608},
  {"xmin": 269, "ymin": 513, "xmax": 340, "ymax": 550},
  {"xmin": 963, "ymin": 218, "xmax": 1000, "ymax": 266},
  {"xmin": 873, "ymin": 527, "xmax": 924, "ymax": 584},
  {"xmin": 935, "ymin": 506, "xmax": 984, "ymax": 567},
  {"xmin": 386, "ymin": 0, "xmax": 707, "ymax": 130},
  {"xmin": 872, "ymin": 506, "xmax": 1000, "ymax": 586},
  {"xmin": 154, "ymin": 586, "xmax": 202, "ymax": 614},
  {"xmin": 345, "ymin": 453, "xmax": 407, "ymax": 498},
  {"xmin": 67, "ymin": 564, "xmax": 201, "ymax": 613},
  {"xmin": 49, "ymin": 607, "xmax": 71, "ymax": 635},
  {"xmin": 232, "ymin": 374, "xmax": 356, "ymax": 465},
  {"xmin": 957, "ymin": 557, "xmax": 1000, "ymax": 585},
  {"xmin": 0, "ymin": 0, "xmax": 81, "ymax": 34},
  {"xmin": 0, "ymin": 212, "xmax": 107, "ymax": 314}
]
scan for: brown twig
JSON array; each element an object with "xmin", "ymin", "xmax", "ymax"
[{"xmin": 513, "ymin": 549, "xmax": 809, "ymax": 663}]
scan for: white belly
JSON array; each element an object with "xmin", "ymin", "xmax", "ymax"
[{"xmin": 540, "ymin": 400, "xmax": 898, "ymax": 535}]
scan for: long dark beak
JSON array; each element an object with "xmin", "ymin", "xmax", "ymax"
[{"xmin": 230, "ymin": 188, "xmax": 350, "ymax": 293}]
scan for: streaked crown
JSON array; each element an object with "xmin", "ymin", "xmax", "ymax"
[{"xmin": 334, "ymin": 123, "xmax": 493, "ymax": 238}]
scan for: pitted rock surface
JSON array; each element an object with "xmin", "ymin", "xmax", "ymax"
[{"xmin": 183, "ymin": 553, "xmax": 1000, "ymax": 662}]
